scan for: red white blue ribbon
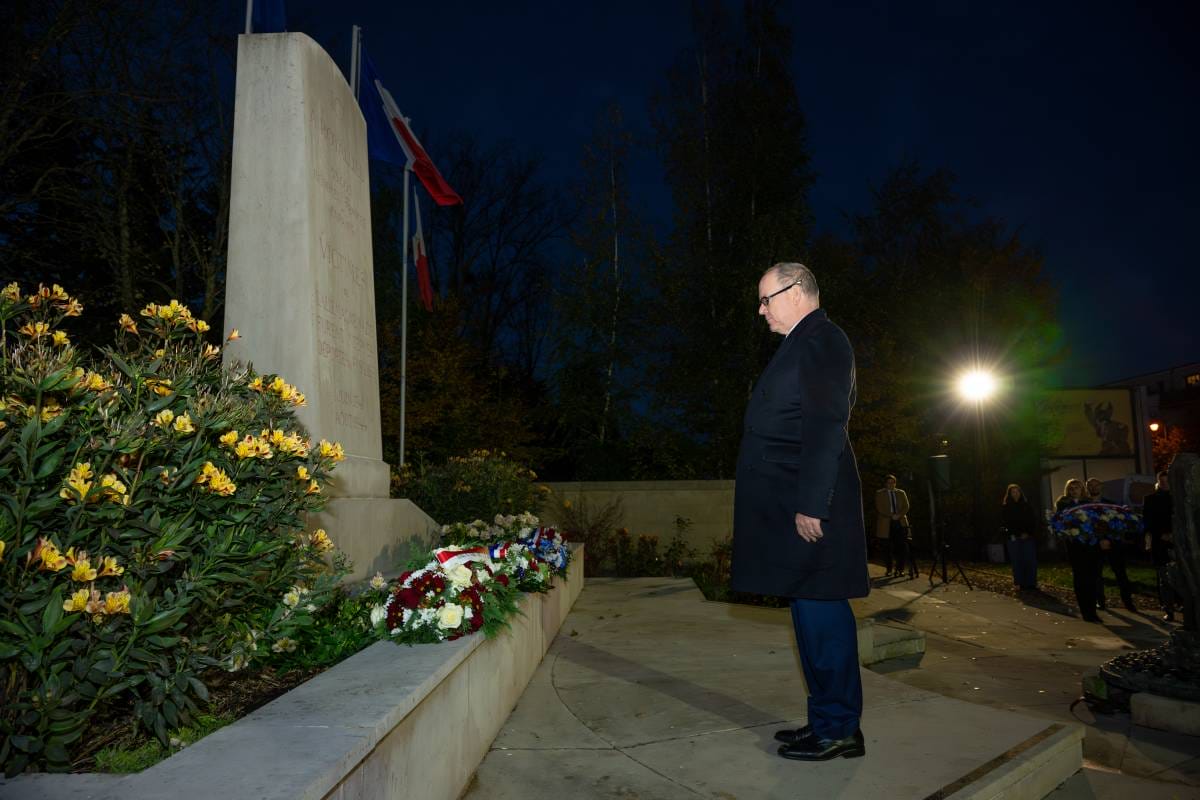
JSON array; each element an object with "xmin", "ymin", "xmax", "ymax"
[{"xmin": 434, "ymin": 546, "xmax": 492, "ymax": 570}]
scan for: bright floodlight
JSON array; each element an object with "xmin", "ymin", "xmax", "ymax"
[
  {"xmin": 957, "ymin": 369, "xmax": 997, "ymax": 403},
  {"xmin": 1149, "ymin": 422, "xmax": 1161, "ymax": 432}
]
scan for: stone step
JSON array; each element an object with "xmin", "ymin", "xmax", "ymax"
[
  {"xmin": 858, "ymin": 616, "xmax": 927, "ymax": 666},
  {"xmin": 1045, "ymin": 767, "xmax": 1198, "ymax": 800},
  {"xmin": 946, "ymin": 722, "xmax": 1084, "ymax": 800}
]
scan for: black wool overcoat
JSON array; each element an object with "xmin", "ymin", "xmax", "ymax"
[{"xmin": 730, "ymin": 309, "xmax": 870, "ymax": 600}]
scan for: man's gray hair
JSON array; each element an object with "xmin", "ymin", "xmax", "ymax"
[{"xmin": 767, "ymin": 262, "xmax": 819, "ymax": 299}]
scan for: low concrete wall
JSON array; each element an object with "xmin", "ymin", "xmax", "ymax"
[
  {"xmin": 1, "ymin": 548, "xmax": 584, "ymax": 800},
  {"xmin": 544, "ymin": 480, "xmax": 735, "ymax": 555}
]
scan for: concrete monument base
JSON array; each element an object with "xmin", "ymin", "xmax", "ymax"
[{"xmin": 312, "ymin": 498, "xmax": 439, "ymax": 582}]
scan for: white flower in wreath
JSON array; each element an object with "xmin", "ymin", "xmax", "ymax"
[
  {"xmin": 438, "ymin": 603, "xmax": 465, "ymax": 629},
  {"xmin": 370, "ymin": 572, "xmax": 387, "ymax": 591},
  {"xmin": 369, "ymin": 604, "xmax": 388, "ymax": 627},
  {"xmin": 464, "ymin": 607, "xmax": 474, "ymax": 620},
  {"xmin": 447, "ymin": 564, "xmax": 474, "ymax": 590},
  {"xmin": 401, "ymin": 608, "xmax": 413, "ymax": 626}
]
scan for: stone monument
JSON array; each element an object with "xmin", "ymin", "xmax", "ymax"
[
  {"xmin": 1094, "ymin": 453, "xmax": 1200, "ymax": 733},
  {"xmin": 224, "ymin": 32, "xmax": 436, "ymax": 580}
]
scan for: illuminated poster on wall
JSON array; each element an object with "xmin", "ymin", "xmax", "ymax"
[{"xmin": 1044, "ymin": 389, "xmax": 1136, "ymax": 457}]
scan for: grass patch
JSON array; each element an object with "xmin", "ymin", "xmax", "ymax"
[
  {"xmin": 965, "ymin": 560, "xmax": 1158, "ymax": 598},
  {"xmin": 92, "ymin": 713, "xmax": 235, "ymax": 773}
]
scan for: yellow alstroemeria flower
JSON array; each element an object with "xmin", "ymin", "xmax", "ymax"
[
  {"xmin": 97, "ymin": 555, "xmax": 124, "ymax": 577},
  {"xmin": 139, "ymin": 302, "xmax": 159, "ymax": 318},
  {"xmin": 159, "ymin": 468, "xmax": 172, "ymax": 486},
  {"xmin": 38, "ymin": 398, "xmax": 63, "ymax": 422},
  {"xmin": 187, "ymin": 318, "xmax": 210, "ymax": 334},
  {"xmin": 0, "ymin": 539, "xmax": 5, "ymax": 562},
  {"xmin": 39, "ymin": 544, "xmax": 68, "ymax": 572},
  {"xmin": 62, "ymin": 298, "xmax": 83, "ymax": 317},
  {"xmin": 66, "ymin": 548, "xmax": 98, "ymax": 582},
  {"xmin": 234, "ymin": 438, "xmax": 258, "ymax": 460},
  {"xmin": 60, "ymin": 462, "xmax": 94, "ymax": 503},
  {"xmin": 63, "ymin": 588, "xmax": 90, "ymax": 613},
  {"xmin": 104, "ymin": 588, "xmax": 132, "ymax": 615},
  {"xmin": 278, "ymin": 433, "xmax": 308, "ymax": 457},
  {"xmin": 248, "ymin": 376, "xmax": 264, "ymax": 392},
  {"xmin": 47, "ymin": 284, "xmax": 69, "ymax": 301},
  {"xmin": 157, "ymin": 299, "xmax": 187, "ymax": 321},
  {"xmin": 318, "ymin": 440, "xmax": 346, "ymax": 463},
  {"xmin": 226, "ymin": 328, "xmax": 241, "ymax": 342},
  {"xmin": 146, "ymin": 378, "xmax": 173, "ymax": 397},
  {"xmin": 219, "ymin": 430, "xmax": 239, "ymax": 446},
  {"xmin": 296, "ymin": 465, "xmax": 310, "ymax": 481},
  {"xmin": 118, "ymin": 313, "xmax": 139, "ymax": 335},
  {"xmin": 84, "ymin": 587, "xmax": 104, "ymax": 615},
  {"xmin": 1, "ymin": 282, "xmax": 20, "ymax": 302},
  {"xmin": 196, "ymin": 462, "xmax": 237, "ymax": 496},
  {"xmin": 202, "ymin": 343, "xmax": 221, "ymax": 360},
  {"xmin": 51, "ymin": 330, "xmax": 70, "ymax": 347},
  {"xmin": 291, "ymin": 392, "xmax": 306, "ymax": 408},
  {"xmin": 84, "ymin": 371, "xmax": 113, "ymax": 392},
  {"xmin": 153, "ymin": 409, "xmax": 175, "ymax": 428},
  {"xmin": 100, "ymin": 473, "xmax": 127, "ymax": 502},
  {"xmin": 309, "ymin": 529, "xmax": 334, "ymax": 553},
  {"xmin": 305, "ymin": 479, "xmax": 321, "ymax": 495},
  {"xmin": 18, "ymin": 321, "xmax": 50, "ymax": 339},
  {"xmin": 172, "ymin": 412, "xmax": 195, "ymax": 435}
]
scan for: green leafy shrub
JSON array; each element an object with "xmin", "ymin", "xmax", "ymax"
[
  {"xmin": 0, "ymin": 283, "xmax": 348, "ymax": 775},
  {"xmin": 555, "ymin": 495, "xmax": 624, "ymax": 576},
  {"xmin": 392, "ymin": 449, "xmax": 545, "ymax": 524}
]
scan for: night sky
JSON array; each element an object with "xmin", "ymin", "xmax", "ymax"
[{"xmin": 287, "ymin": 0, "xmax": 1199, "ymax": 386}]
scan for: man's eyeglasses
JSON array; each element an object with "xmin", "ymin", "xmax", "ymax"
[{"xmin": 759, "ymin": 281, "xmax": 800, "ymax": 308}]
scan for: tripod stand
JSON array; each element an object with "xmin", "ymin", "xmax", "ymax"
[{"xmin": 926, "ymin": 480, "xmax": 973, "ymax": 589}]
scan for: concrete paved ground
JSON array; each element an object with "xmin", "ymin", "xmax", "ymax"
[
  {"xmin": 859, "ymin": 566, "xmax": 1199, "ymax": 790},
  {"xmin": 465, "ymin": 578, "xmax": 1089, "ymax": 800}
]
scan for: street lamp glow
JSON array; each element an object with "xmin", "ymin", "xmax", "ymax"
[
  {"xmin": 1149, "ymin": 421, "xmax": 1161, "ymax": 433},
  {"xmin": 957, "ymin": 369, "xmax": 998, "ymax": 403}
]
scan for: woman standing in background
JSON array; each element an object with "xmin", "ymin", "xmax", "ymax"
[{"xmin": 1001, "ymin": 484, "xmax": 1039, "ymax": 591}]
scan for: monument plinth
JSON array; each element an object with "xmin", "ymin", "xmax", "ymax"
[{"xmin": 224, "ymin": 32, "xmax": 435, "ymax": 578}]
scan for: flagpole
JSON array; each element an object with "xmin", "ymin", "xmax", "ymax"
[
  {"xmin": 399, "ymin": 167, "xmax": 411, "ymax": 467},
  {"xmin": 244, "ymin": 0, "xmax": 254, "ymax": 34},
  {"xmin": 349, "ymin": 25, "xmax": 361, "ymax": 98}
]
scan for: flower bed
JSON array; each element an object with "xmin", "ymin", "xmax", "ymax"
[{"xmin": 0, "ymin": 285, "xmax": 350, "ymax": 775}]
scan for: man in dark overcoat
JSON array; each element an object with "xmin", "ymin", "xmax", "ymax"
[{"xmin": 730, "ymin": 262, "xmax": 870, "ymax": 761}]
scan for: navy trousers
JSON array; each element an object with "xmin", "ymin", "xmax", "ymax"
[{"xmin": 789, "ymin": 598, "xmax": 863, "ymax": 740}]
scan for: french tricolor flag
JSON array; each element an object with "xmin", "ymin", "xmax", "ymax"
[
  {"xmin": 359, "ymin": 49, "xmax": 462, "ymax": 207},
  {"xmin": 412, "ymin": 192, "xmax": 434, "ymax": 312}
]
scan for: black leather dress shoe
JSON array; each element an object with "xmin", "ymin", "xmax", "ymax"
[
  {"xmin": 773, "ymin": 724, "xmax": 814, "ymax": 745},
  {"xmin": 778, "ymin": 729, "xmax": 865, "ymax": 761}
]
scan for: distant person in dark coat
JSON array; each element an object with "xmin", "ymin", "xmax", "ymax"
[
  {"xmin": 1142, "ymin": 470, "xmax": 1177, "ymax": 622},
  {"xmin": 731, "ymin": 262, "xmax": 869, "ymax": 763},
  {"xmin": 1085, "ymin": 478, "xmax": 1136, "ymax": 612},
  {"xmin": 1000, "ymin": 484, "xmax": 1039, "ymax": 590},
  {"xmin": 1057, "ymin": 479, "xmax": 1101, "ymax": 622}
]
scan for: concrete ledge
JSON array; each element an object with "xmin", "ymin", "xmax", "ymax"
[
  {"xmin": 1131, "ymin": 692, "xmax": 1200, "ymax": 737},
  {"xmin": 1, "ymin": 547, "xmax": 585, "ymax": 800},
  {"xmin": 947, "ymin": 723, "xmax": 1084, "ymax": 800},
  {"xmin": 858, "ymin": 617, "xmax": 927, "ymax": 666}
]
